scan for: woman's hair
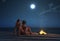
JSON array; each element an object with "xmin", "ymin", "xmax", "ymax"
[{"xmin": 22, "ymin": 20, "xmax": 26, "ymax": 24}]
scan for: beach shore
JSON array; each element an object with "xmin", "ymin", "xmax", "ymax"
[{"xmin": 0, "ymin": 31, "xmax": 60, "ymax": 41}]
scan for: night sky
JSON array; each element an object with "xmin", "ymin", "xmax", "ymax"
[{"xmin": 0, "ymin": 0, "xmax": 60, "ymax": 27}]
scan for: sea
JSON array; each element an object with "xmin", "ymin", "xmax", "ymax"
[{"xmin": 0, "ymin": 27, "xmax": 60, "ymax": 34}]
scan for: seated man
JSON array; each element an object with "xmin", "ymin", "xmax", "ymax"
[{"xmin": 19, "ymin": 20, "xmax": 32, "ymax": 35}]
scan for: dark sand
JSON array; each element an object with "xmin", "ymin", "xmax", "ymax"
[{"xmin": 0, "ymin": 31, "xmax": 60, "ymax": 41}]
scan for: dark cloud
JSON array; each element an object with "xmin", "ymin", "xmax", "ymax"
[{"xmin": 2, "ymin": 0, "xmax": 6, "ymax": 3}]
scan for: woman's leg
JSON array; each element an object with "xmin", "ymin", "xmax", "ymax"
[{"xmin": 25, "ymin": 27, "xmax": 32, "ymax": 35}]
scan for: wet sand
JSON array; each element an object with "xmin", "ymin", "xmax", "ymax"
[{"xmin": 0, "ymin": 31, "xmax": 60, "ymax": 41}]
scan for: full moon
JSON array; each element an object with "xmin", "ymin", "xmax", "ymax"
[{"xmin": 30, "ymin": 4, "xmax": 36, "ymax": 9}]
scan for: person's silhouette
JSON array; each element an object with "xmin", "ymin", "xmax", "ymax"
[
  {"xmin": 19, "ymin": 20, "xmax": 32, "ymax": 35},
  {"xmin": 14, "ymin": 19, "xmax": 21, "ymax": 36}
]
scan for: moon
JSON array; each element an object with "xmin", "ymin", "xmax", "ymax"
[{"xmin": 30, "ymin": 4, "xmax": 36, "ymax": 9}]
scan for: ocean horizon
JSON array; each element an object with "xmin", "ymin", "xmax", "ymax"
[{"xmin": 0, "ymin": 27, "xmax": 60, "ymax": 34}]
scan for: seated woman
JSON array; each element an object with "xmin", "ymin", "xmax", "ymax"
[
  {"xmin": 14, "ymin": 19, "xmax": 21, "ymax": 36},
  {"xmin": 19, "ymin": 20, "xmax": 32, "ymax": 35}
]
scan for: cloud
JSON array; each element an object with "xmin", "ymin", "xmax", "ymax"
[
  {"xmin": 40, "ymin": 5, "xmax": 60, "ymax": 15},
  {"xmin": 52, "ymin": 6, "xmax": 60, "ymax": 10},
  {"xmin": 49, "ymin": 3, "xmax": 53, "ymax": 9},
  {"xmin": 2, "ymin": 0, "xmax": 6, "ymax": 3}
]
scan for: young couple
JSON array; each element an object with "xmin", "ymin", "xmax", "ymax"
[{"xmin": 14, "ymin": 19, "xmax": 36, "ymax": 36}]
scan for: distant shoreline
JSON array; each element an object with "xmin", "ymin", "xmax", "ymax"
[{"xmin": 0, "ymin": 27, "xmax": 60, "ymax": 34}]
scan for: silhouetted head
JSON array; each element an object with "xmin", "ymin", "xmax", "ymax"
[
  {"xmin": 17, "ymin": 19, "xmax": 20, "ymax": 22},
  {"xmin": 22, "ymin": 20, "xmax": 26, "ymax": 25}
]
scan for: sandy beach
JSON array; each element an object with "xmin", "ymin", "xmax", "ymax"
[{"xmin": 0, "ymin": 31, "xmax": 60, "ymax": 41}]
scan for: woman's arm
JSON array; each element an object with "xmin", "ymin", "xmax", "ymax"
[{"xmin": 13, "ymin": 26, "xmax": 17, "ymax": 35}]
